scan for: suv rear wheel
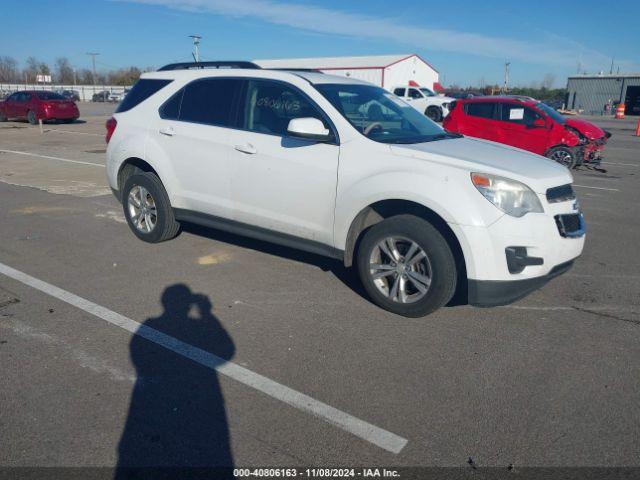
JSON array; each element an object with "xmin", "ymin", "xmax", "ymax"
[
  {"xmin": 356, "ymin": 215, "xmax": 457, "ymax": 317},
  {"xmin": 122, "ymin": 172, "xmax": 180, "ymax": 243}
]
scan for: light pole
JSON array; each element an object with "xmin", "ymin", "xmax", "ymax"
[
  {"xmin": 189, "ymin": 35, "xmax": 202, "ymax": 63},
  {"xmin": 86, "ymin": 52, "xmax": 99, "ymax": 93},
  {"xmin": 502, "ymin": 62, "xmax": 510, "ymax": 93}
]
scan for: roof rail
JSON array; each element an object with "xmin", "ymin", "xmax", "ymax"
[
  {"xmin": 158, "ymin": 61, "xmax": 261, "ymax": 71},
  {"xmin": 267, "ymin": 68, "xmax": 324, "ymax": 73}
]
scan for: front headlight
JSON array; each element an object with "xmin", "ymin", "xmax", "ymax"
[{"xmin": 471, "ymin": 173, "xmax": 543, "ymax": 217}]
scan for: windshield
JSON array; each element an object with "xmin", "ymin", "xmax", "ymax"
[
  {"xmin": 36, "ymin": 92, "xmax": 66, "ymax": 100},
  {"xmin": 315, "ymin": 84, "xmax": 460, "ymax": 144},
  {"xmin": 536, "ymin": 102, "xmax": 565, "ymax": 124},
  {"xmin": 419, "ymin": 88, "xmax": 436, "ymax": 97}
]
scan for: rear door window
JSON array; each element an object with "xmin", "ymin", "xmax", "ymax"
[
  {"xmin": 178, "ymin": 78, "xmax": 243, "ymax": 127},
  {"xmin": 116, "ymin": 79, "xmax": 172, "ymax": 113},
  {"xmin": 464, "ymin": 102, "xmax": 496, "ymax": 119},
  {"xmin": 393, "ymin": 88, "xmax": 406, "ymax": 97}
]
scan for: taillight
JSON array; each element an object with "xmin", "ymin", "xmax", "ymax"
[{"xmin": 105, "ymin": 117, "xmax": 117, "ymax": 144}]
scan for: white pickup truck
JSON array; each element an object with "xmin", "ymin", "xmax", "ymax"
[{"xmin": 392, "ymin": 86, "xmax": 454, "ymax": 122}]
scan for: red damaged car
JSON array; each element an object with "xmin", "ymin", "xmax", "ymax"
[
  {"xmin": 443, "ymin": 96, "xmax": 610, "ymax": 169},
  {"xmin": 0, "ymin": 90, "xmax": 79, "ymax": 124}
]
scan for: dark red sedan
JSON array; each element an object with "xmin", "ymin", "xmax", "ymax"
[
  {"xmin": 443, "ymin": 96, "xmax": 610, "ymax": 169},
  {"xmin": 0, "ymin": 90, "xmax": 80, "ymax": 124}
]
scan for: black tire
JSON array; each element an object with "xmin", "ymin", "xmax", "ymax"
[
  {"xmin": 27, "ymin": 110, "xmax": 37, "ymax": 125},
  {"xmin": 426, "ymin": 106, "xmax": 443, "ymax": 122},
  {"xmin": 122, "ymin": 172, "xmax": 180, "ymax": 243},
  {"xmin": 0, "ymin": 110, "xmax": 6, "ymax": 122},
  {"xmin": 546, "ymin": 146, "xmax": 578, "ymax": 169},
  {"xmin": 356, "ymin": 215, "xmax": 457, "ymax": 317}
]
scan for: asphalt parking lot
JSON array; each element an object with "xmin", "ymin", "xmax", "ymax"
[{"xmin": 0, "ymin": 104, "xmax": 639, "ymax": 473}]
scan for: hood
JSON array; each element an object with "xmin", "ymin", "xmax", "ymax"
[
  {"xmin": 564, "ymin": 118, "xmax": 605, "ymax": 140},
  {"xmin": 431, "ymin": 96, "xmax": 455, "ymax": 105},
  {"xmin": 389, "ymin": 136, "xmax": 572, "ymax": 193}
]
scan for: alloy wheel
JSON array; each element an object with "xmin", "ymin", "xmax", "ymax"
[
  {"xmin": 369, "ymin": 236, "xmax": 432, "ymax": 303},
  {"xmin": 127, "ymin": 185, "xmax": 157, "ymax": 233},
  {"xmin": 550, "ymin": 149, "xmax": 573, "ymax": 167}
]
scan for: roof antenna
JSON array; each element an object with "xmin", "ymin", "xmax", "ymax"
[{"xmin": 189, "ymin": 35, "xmax": 202, "ymax": 64}]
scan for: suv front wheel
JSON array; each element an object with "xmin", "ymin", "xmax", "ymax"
[
  {"xmin": 546, "ymin": 146, "xmax": 578, "ymax": 169},
  {"xmin": 122, "ymin": 172, "xmax": 180, "ymax": 243},
  {"xmin": 356, "ymin": 215, "xmax": 457, "ymax": 317}
]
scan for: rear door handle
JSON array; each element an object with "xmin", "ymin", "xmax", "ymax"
[
  {"xmin": 234, "ymin": 143, "xmax": 257, "ymax": 154},
  {"xmin": 159, "ymin": 126, "xmax": 175, "ymax": 136}
]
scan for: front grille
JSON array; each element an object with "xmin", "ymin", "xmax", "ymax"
[
  {"xmin": 555, "ymin": 213, "xmax": 584, "ymax": 238},
  {"xmin": 546, "ymin": 184, "xmax": 575, "ymax": 203}
]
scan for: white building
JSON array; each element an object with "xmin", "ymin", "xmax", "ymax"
[{"xmin": 255, "ymin": 54, "xmax": 441, "ymax": 92}]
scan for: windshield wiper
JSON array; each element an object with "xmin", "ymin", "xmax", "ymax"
[{"xmin": 386, "ymin": 132, "xmax": 463, "ymax": 144}]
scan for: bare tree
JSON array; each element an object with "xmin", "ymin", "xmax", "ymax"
[
  {"xmin": 55, "ymin": 57, "xmax": 75, "ymax": 84},
  {"xmin": 78, "ymin": 68, "xmax": 94, "ymax": 84},
  {"xmin": 23, "ymin": 56, "xmax": 40, "ymax": 82},
  {"xmin": 0, "ymin": 56, "xmax": 19, "ymax": 82},
  {"xmin": 107, "ymin": 67, "xmax": 142, "ymax": 86},
  {"xmin": 39, "ymin": 62, "xmax": 51, "ymax": 76}
]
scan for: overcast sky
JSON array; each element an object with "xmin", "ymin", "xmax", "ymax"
[{"xmin": 2, "ymin": 0, "xmax": 638, "ymax": 87}]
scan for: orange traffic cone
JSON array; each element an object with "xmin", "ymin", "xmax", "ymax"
[{"xmin": 636, "ymin": 118, "xmax": 640, "ymax": 137}]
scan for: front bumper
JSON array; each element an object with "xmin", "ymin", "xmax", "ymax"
[
  {"xmin": 448, "ymin": 198, "xmax": 585, "ymax": 305},
  {"xmin": 581, "ymin": 139, "xmax": 607, "ymax": 165},
  {"xmin": 468, "ymin": 259, "xmax": 575, "ymax": 306}
]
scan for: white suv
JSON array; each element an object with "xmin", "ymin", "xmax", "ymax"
[{"xmin": 106, "ymin": 61, "xmax": 584, "ymax": 317}]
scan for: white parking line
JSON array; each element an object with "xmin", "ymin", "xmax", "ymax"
[
  {"xmin": 573, "ymin": 184, "xmax": 619, "ymax": 191},
  {"xmin": 0, "ymin": 149, "xmax": 105, "ymax": 168},
  {"xmin": 0, "ymin": 261, "xmax": 408, "ymax": 454},
  {"xmin": 600, "ymin": 162, "xmax": 637, "ymax": 167}
]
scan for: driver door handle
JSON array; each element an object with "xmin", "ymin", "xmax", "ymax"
[
  {"xmin": 234, "ymin": 143, "xmax": 257, "ymax": 155},
  {"xmin": 159, "ymin": 126, "xmax": 175, "ymax": 136}
]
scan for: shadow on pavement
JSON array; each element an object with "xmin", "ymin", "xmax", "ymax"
[{"xmin": 115, "ymin": 284, "xmax": 235, "ymax": 479}]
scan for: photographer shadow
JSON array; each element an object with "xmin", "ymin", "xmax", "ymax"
[{"xmin": 115, "ymin": 284, "xmax": 235, "ymax": 479}]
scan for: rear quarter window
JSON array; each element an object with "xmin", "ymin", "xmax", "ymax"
[
  {"xmin": 464, "ymin": 102, "xmax": 496, "ymax": 119},
  {"xmin": 116, "ymin": 79, "xmax": 172, "ymax": 113}
]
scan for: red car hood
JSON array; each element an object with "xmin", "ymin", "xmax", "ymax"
[{"xmin": 564, "ymin": 118, "xmax": 605, "ymax": 140}]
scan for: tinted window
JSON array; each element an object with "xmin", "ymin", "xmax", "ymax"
[
  {"xmin": 408, "ymin": 88, "xmax": 422, "ymax": 99},
  {"xmin": 159, "ymin": 89, "xmax": 183, "ymax": 120},
  {"xmin": 240, "ymin": 79, "xmax": 326, "ymax": 136},
  {"xmin": 465, "ymin": 102, "xmax": 495, "ymax": 119},
  {"xmin": 393, "ymin": 88, "xmax": 406, "ymax": 96},
  {"xmin": 116, "ymin": 79, "xmax": 172, "ymax": 113},
  {"xmin": 179, "ymin": 78, "xmax": 242, "ymax": 126},
  {"xmin": 499, "ymin": 104, "xmax": 542, "ymax": 126}
]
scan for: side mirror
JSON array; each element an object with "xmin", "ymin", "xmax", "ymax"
[
  {"xmin": 529, "ymin": 118, "xmax": 546, "ymax": 128},
  {"xmin": 287, "ymin": 117, "xmax": 332, "ymax": 142}
]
